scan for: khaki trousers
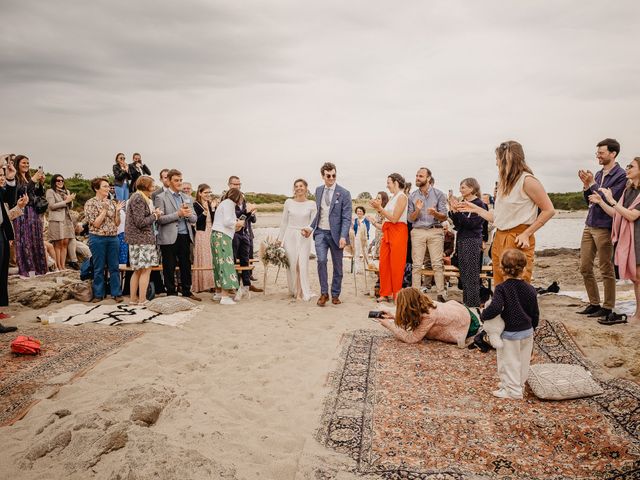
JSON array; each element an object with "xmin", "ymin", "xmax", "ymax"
[
  {"xmin": 579, "ymin": 226, "xmax": 615, "ymax": 309},
  {"xmin": 411, "ymin": 228, "xmax": 445, "ymax": 296},
  {"xmin": 492, "ymin": 224, "xmax": 535, "ymax": 285},
  {"xmin": 496, "ymin": 336, "xmax": 534, "ymax": 397}
]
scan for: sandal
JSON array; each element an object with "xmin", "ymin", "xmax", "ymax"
[{"xmin": 598, "ymin": 312, "xmax": 628, "ymax": 325}]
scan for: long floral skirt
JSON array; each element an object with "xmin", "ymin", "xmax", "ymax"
[
  {"xmin": 193, "ymin": 220, "xmax": 215, "ymax": 292},
  {"xmin": 13, "ymin": 205, "xmax": 48, "ymax": 276},
  {"xmin": 210, "ymin": 231, "xmax": 239, "ymax": 290}
]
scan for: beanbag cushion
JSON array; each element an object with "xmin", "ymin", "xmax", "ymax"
[
  {"xmin": 527, "ymin": 363, "xmax": 603, "ymax": 400},
  {"xmin": 146, "ymin": 296, "xmax": 195, "ymax": 315}
]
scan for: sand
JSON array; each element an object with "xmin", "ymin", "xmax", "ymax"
[{"xmin": 0, "ymin": 250, "xmax": 638, "ymax": 479}]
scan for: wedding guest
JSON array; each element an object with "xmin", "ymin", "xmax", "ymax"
[
  {"xmin": 128, "ymin": 152, "xmax": 151, "ymax": 193},
  {"xmin": 481, "ymin": 249, "xmax": 539, "ymax": 399},
  {"xmin": 310, "ymin": 162, "xmax": 352, "ymax": 306},
  {"xmin": 46, "ymin": 174, "xmax": 76, "ymax": 271},
  {"xmin": 155, "ymin": 169, "xmax": 200, "ymax": 301},
  {"xmin": 151, "ymin": 168, "xmax": 170, "ymax": 200},
  {"xmin": 1, "ymin": 160, "xmax": 28, "ymax": 329},
  {"xmin": 576, "ymin": 138, "xmax": 627, "ymax": 319},
  {"xmin": 182, "ymin": 182, "xmax": 193, "ymax": 197},
  {"xmin": 113, "ymin": 153, "xmax": 131, "ymax": 201},
  {"xmin": 85, "ymin": 177, "xmax": 126, "ymax": 302},
  {"xmin": 408, "ymin": 167, "xmax": 448, "ymax": 301},
  {"xmin": 588, "ymin": 157, "xmax": 640, "ymax": 325},
  {"xmin": 371, "ymin": 173, "xmax": 408, "ymax": 301},
  {"xmin": 460, "ymin": 141, "xmax": 555, "ymax": 285},
  {"xmin": 367, "ymin": 191, "xmax": 389, "ymax": 261},
  {"xmin": 448, "ymin": 178, "xmax": 488, "ymax": 307},
  {"xmin": 193, "ymin": 183, "xmax": 217, "ymax": 293},
  {"xmin": 278, "ymin": 179, "xmax": 317, "ymax": 301},
  {"xmin": 125, "ymin": 175, "xmax": 162, "ymax": 305},
  {"xmin": 376, "ymin": 287, "xmax": 480, "ymax": 346},
  {"xmin": 13, "ymin": 155, "xmax": 47, "ymax": 276},
  {"xmin": 211, "ymin": 188, "xmax": 244, "ymax": 305},
  {"xmin": 481, "ymin": 192, "xmax": 496, "ymax": 265},
  {"xmin": 352, "ymin": 206, "xmax": 370, "ymax": 273},
  {"xmin": 228, "ymin": 176, "xmax": 262, "ymax": 298}
]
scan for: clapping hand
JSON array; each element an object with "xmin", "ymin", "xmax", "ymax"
[
  {"xmin": 426, "ymin": 207, "xmax": 438, "ymax": 217},
  {"xmin": 64, "ymin": 193, "xmax": 76, "ymax": 203},
  {"xmin": 153, "ymin": 207, "xmax": 163, "ymax": 219},
  {"xmin": 578, "ymin": 169, "xmax": 594, "ymax": 189},
  {"xmin": 588, "ymin": 192, "xmax": 603, "ymax": 205},
  {"xmin": 415, "ymin": 198, "xmax": 424, "ymax": 211},
  {"xmin": 235, "ymin": 219, "xmax": 245, "ymax": 231},
  {"xmin": 17, "ymin": 193, "xmax": 28, "ymax": 209},
  {"xmin": 598, "ymin": 187, "xmax": 614, "ymax": 204},
  {"xmin": 458, "ymin": 201, "xmax": 482, "ymax": 214},
  {"xmin": 116, "ymin": 200, "xmax": 126, "ymax": 211},
  {"xmin": 369, "ymin": 198, "xmax": 382, "ymax": 211},
  {"xmin": 5, "ymin": 159, "xmax": 16, "ymax": 178}
]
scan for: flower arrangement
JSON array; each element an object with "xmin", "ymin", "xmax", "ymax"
[{"xmin": 259, "ymin": 236, "xmax": 289, "ymax": 269}]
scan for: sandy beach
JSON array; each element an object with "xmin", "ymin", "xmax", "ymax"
[{"xmin": 0, "ymin": 249, "xmax": 638, "ymax": 479}]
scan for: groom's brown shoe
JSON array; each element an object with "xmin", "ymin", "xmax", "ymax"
[
  {"xmin": 331, "ymin": 297, "xmax": 341, "ymax": 305},
  {"xmin": 317, "ymin": 294, "xmax": 329, "ymax": 307}
]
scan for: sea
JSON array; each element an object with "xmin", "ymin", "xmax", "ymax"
[{"xmin": 254, "ymin": 213, "xmax": 588, "ymax": 251}]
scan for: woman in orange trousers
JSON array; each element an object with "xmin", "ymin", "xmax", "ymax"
[{"xmin": 371, "ymin": 173, "xmax": 408, "ymax": 301}]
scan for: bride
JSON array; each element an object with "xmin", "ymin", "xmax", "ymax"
[{"xmin": 278, "ymin": 179, "xmax": 318, "ymax": 301}]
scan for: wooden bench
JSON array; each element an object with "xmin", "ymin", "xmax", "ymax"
[
  {"xmin": 118, "ymin": 260, "xmax": 258, "ymax": 284},
  {"xmin": 420, "ymin": 265, "xmax": 493, "ymax": 288}
]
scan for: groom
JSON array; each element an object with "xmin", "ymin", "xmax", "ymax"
[{"xmin": 308, "ymin": 162, "xmax": 352, "ymax": 306}]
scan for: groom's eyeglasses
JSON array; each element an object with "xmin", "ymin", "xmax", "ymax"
[{"xmin": 324, "ymin": 173, "xmax": 336, "ymax": 178}]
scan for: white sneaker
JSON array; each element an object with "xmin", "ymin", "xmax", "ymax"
[
  {"xmin": 234, "ymin": 286, "xmax": 250, "ymax": 302},
  {"xmin": 492, "ymin": 389, "xmax": 523, "ymax": 400},
  {"xmin": 220, "ymin": 296, "xmax": 236, "ymax": 305},
  {"xmin": 212, "ymin": 293, "xmax": 222, "ymax": 302}
]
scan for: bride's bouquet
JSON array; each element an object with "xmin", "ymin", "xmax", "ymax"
[{"xmin": 259, "ymin": 236, "xmax": 289, "ymax": 269}]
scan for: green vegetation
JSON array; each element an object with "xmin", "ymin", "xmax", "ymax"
[
  {"xmin": 243, "ymin": 192, "xmax": 289, "ymax": 204},
  {"xmin": 548, "ymin": 192, "xmax": 588, "ymax": 210}
]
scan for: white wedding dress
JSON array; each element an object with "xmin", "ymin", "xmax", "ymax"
[{"xmin": 278, "ymin": 199, "xmax": 317, "ymax": 301}]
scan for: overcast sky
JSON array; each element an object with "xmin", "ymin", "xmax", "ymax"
[{"xmin": 2, "ymin": 0, "xmax": 639, "ymax": 196}]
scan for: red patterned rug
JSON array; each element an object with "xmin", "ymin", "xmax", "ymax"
[
  {"xmin": 0, "ymin": 324, "xmax": 142, "ymax": 426},
  {"xmin": 317, "ymin": 320, "xmax": 640, "ymax": 479}
]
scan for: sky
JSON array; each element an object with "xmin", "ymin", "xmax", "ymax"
[{"xmin": 2, "ymin": 0, "xmax": 639, "ymax": 197}]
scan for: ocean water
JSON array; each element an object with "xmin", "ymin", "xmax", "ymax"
[{"xmin": 254, "ymin": 216, "xmax": 588, "ymax": 252}]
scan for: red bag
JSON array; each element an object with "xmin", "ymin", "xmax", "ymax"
[{"xmin": 10, "ymin": 336, "xmax": 42, "ymax": 355}]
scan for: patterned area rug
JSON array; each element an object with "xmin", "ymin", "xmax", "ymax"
[
  {"xmin": 0, "ymin": 324, "xmax": 142, "ymax": 426},
  {"xmin": 317, "ymin": 321, "xmax": 640, "ymax": 479},
  {"xmin": 37, "ymin": 303, "xmax": 201, "ymax": 327}
]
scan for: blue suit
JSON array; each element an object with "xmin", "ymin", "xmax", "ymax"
[{"xmin": 310, "ymin": 184, "xmax": 352, "ymax": 297}]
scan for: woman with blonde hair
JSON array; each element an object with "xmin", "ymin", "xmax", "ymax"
[
  {"xmin": 376, "ymin": 287, "xmax": 480, "ymax": 346},
  {"xmin": 460, "ymin": 141, "xmax": 555, "ymax": 284},
  {"xmin": 589, "ymin": 157, "xmax": 640, "ymax": 325}
]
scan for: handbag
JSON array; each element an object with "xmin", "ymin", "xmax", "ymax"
[{"xmin": 33, "ymin": 195, "xmax": 49, "ymax": 215}]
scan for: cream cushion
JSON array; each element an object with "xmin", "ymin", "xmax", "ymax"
[
  {"xmin": 528, "ymin": 363, "xmax": 603, "ymax": 400},
  {"xmin": 146, "ymin": 296, "xmax": 195, "ymax": 315}
]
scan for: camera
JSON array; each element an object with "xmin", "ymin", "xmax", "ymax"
[{"xmin": 368, "ymin": 310, "xmax": 384, "ymax": 319}]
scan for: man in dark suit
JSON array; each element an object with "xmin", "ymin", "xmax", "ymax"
[
  {"xmin": 309, "ymin": 162, "xmax": 352, "ymax": 306},
  {"xmin": 228, "ymin": 176, "xmax": 263, "ymax": 299},
  {"xmin": 154, "ymin": 169, "xmax": 200, "ymax": 301},
  {"xmin": 1, "ymin": 156, "xmax": 25, "ymax": 332}
]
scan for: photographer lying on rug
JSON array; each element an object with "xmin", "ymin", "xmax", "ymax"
[{"xmin": 373, "ymin": 287, "xmax": 480, "ymax": 347}]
